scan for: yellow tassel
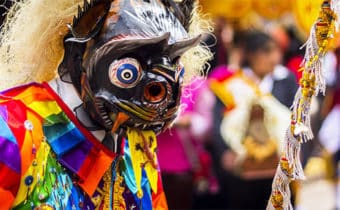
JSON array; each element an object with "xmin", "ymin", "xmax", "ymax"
[{"xmin": 127, "ymin": 128, "xmax": 159, "ymax": 197}]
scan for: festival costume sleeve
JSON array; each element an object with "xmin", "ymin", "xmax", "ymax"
[{"xmin": 0, "ymin": 83, "xmax": 117, "ymax": 208}]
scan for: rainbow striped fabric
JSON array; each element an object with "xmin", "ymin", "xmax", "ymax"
[{"xmin": 0, "ymin": 83, "xmax": 167, "ymax": 209}]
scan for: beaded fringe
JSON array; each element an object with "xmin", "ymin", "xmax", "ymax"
[{"xmin": 267, "ymin": 1, "xmax": 340, "ymax": 209}]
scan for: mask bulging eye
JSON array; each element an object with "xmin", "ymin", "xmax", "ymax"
[{"xmin": 109, "ymin": 58, "xmax": 142, "ymax": 88}]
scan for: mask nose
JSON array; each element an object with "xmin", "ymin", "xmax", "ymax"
[{"xmin": 144, "ymin": 82, "xmax": 167, "ymax": 103}]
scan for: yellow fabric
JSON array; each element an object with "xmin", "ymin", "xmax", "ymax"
[
  {"xmin": 28, "ymin": 101, "xmax": 62, "ymax": 119},
  {"xmin": 292, "ymin": 0, "xmax": 323, "ymax": 37},
  {"xmin": 127, "ymin": 129, "xmax": 158, "ymax": 197},
  {"xmin": 253, "ymin": 0, "xmax": 291, "ymax": 20},
  {"xmin": 209, "ymin": 80, "xmax": 235, "ymax": 110},
  {"xmin": 200, "ymin": 0, "xmax": 252, "ymax": 19},
  {"xmin": 13, "ymin": 140, "xmax": 50, "ymax": 206}
]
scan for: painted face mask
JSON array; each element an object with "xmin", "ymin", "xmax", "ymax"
[{"xmin": 59, "ymin": 0, "xmax": 201, "ymax": 135}]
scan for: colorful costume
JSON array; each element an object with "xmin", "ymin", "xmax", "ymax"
[{"xmin": 0, "ymin": 0, "xmax": 211, "ymax": 209}]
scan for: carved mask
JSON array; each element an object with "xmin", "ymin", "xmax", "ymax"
[{"xmin": 59, "ymin": 0, "xmax": 200, "ymax": 134}]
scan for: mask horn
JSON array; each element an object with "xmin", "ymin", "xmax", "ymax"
[
  {"xmin": 167, "ymin": 34, "xmax": 201, "ymax": 59},
  {"xmin": 66, "ymin": 0, "xmax": 112, "ymax": 43}
]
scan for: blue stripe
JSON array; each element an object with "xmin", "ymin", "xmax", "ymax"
[
  {"xmin": 0, "ymin": 107, "xmax": 17, "ymax": 144},
  {"xmin": 48, "ymin": 127, "xmax": 85, "ymax": 157},
  {"xmin": 44, "ymin": 121, "xmax": 75, "ymax": 143}
]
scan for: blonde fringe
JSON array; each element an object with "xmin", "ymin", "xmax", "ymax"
[
  {"xmin": 181, "ymin": 3, "xmax": 213, "ymax": 84},
  {"xmin": 0, "ymin": 0, "xmax": 83, "ymax": 90},
  {"xmin": 0, "ymin": 0, "xmax": 212, "ymax": 90}
]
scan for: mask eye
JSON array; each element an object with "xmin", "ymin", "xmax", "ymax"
[{"xmin": 109, "ymin": 58, "xmax": 142, "ymax": 88}]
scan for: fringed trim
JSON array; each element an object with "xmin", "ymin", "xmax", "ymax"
[
  {"xmin": 267, "ymin": 167, "xmax": 293, "ymax": 210},
  {"xmin": 284, "ymin": 128, "xmax": 305, "ymax": 180}
]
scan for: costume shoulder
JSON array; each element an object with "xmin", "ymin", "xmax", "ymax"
[{"xmin": 0, "ymin": 83, "xmax": 116, "ymax": 209}]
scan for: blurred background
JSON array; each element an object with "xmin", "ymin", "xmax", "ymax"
[
  {"xmin": 159, "ymin": 1, "xmax": 340, "ymax": 210},
  {"xmin": 1, "ymin": 0, "xmax": 340, "ymax": 210}
]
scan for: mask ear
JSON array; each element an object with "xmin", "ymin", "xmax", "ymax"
[{"xmin": 66, "ymin": 0, "xmax": 112, "ymax": 43}]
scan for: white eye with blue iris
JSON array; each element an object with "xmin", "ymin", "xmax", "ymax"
[{"xmin": 109, "ymin": 58, "xmax": 142, "ymax": 88}]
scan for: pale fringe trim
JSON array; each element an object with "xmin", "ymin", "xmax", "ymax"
[
  {"xmin": 291, "ymin": 88, "xmax": 314, "ymax": 142},
  {"xmin": 266, "ymin": 167, "xmax": 293, "ymax": 210},
  {"xmin": 284, "ymin": 128, "xmax": 305, "ymax": 180},
  {"xmin": 267, "ymin": 1, "xmax": 340, "ymax": 209}
]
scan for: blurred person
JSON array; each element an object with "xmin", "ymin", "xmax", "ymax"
[
  {"xmin": 284, "ymin": 26, "xmax": 305, "ymax": 81},
  {"xmin": 209, "ymin": 31, "xmax": 298, "ymax": 210},
  {"xmin": 241, "ymin": 31, "xmax": 298, "ymax": 108},
  {"xmin": 318, "ymin": 46, "xmax": 340, "ymax": 210},
  {"xmin": 157, "ymin": 77, "xmax": 217, "ymax": 210},
  {"xmin": 205, "ymin": 18, "xmax": 245, "ymax": 77},
  {"xmin": 318, "ymin": 104, "xmax": 340, "ymax": 210},
  {"xmin": 269, "ymin": 25, "xmax": 305, "ymax": 81}
]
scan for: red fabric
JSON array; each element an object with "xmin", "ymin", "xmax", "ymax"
[
  {"xmin": 0, "ymin": 163, "xmax": 20, "ymax": 207},
  {"xmin": 5, "ymin": 100, "xmax": 27, "ymax": 149},
  {"xmin": 286, "ymin": 55, "xmax": 303, "ymax": 81}
]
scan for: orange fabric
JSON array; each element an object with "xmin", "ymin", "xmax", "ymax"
[
  {"xmin": 152, "ymin": 190, "xmax": 168, "ymax": 210},
  {"xmin": 152, "ymin": 173, "xmax": 168, "ymax": 210},
  {"xmin": 0, "ymin": 188, "xmax": 16, "ymax": 209},
  {"xmin": 14, "ymin": 86, "xmax": 54, "ymax": 105},
  {"xmin": 78, "ymin": 149, "xmax": 114, "ymax": 196}
]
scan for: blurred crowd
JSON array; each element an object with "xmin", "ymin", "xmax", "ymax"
[
  {"xmin": 1, "ymin": 2, "xmax": 340, "ymax": 210},
  {"xmin": 157, "ymin": 17, "xmax": 340, "ymax": 210}
]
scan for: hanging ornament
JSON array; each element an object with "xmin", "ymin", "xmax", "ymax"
[
  {"xmin": 292, "ymin": 0, "xmax": 324, "ymax": 36},
  {"xmin": 253, "ymin": 0, "xmax": 292, "ymax": 20},
  {"xmin": 200, "ymin": 0, "xmax": 252, "ymax": 19},
  {"xmin": 267, "ymin": 1, "xmax": 340, "ymax": 209}
]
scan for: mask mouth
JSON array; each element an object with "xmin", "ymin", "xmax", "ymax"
[{"xmin": 95, "ymin": 95, "xmax": 178, "ymax": 134}]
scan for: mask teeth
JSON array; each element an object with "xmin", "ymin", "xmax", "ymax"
[{"xmin": 95, "ymin": 100, "xmax": 113, "ymax": 127}]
